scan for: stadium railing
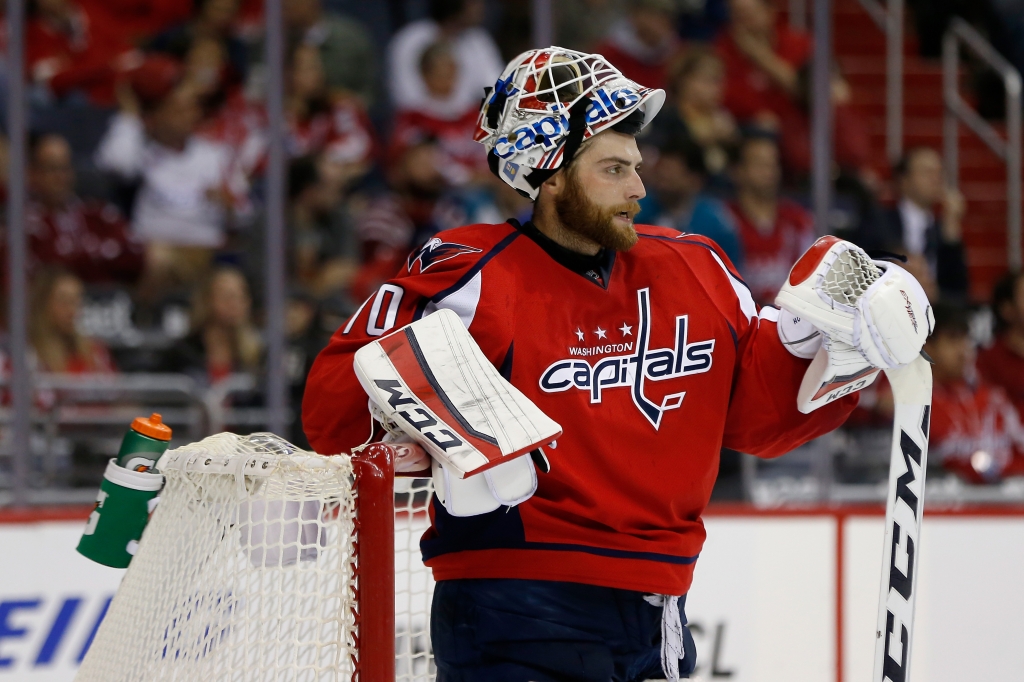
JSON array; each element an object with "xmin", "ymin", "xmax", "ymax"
[
  {"xmin": 788, "ymin": 0, "xmax": 904, "ymax": 163},
  {"xmin": 943, "ymin": 17, "xmax": 1023, "ymax": 271},
  {"xmin": 0, "ymin": 372, "xmax": 275, "ymax": 503},
  {"xmin": 2, "ymin": 372, "xmax": 1022, "ymax": 508}
]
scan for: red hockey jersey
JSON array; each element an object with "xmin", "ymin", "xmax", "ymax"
[
  {"xmin": 728, "ymin": 199, "xmax": 817, "ymax": 306},
  {"xmin": 303, "ymin": 220, "xmax": 856, "ymax": 595}
]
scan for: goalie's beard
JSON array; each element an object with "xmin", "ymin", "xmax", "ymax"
[{"xmin": 554, "ymin": 166, "xmax": 641, "ymax": 252}]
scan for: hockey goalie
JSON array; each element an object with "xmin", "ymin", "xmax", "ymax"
[{"xmin": 303, "ymin": 47, "xmax": 932, "ymax": 681}]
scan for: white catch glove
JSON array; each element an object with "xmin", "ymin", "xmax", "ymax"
[
  {"xmin": 775, "ymin": 236, "xmax": 934, "ymax": 413},
  {"xmin": 353, "ymin": 308, "xmax": 561, "ymax": 516}
]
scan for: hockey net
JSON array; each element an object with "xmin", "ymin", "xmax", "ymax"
[{"xmin": 75, "ymin": 433, "xmax": 436, "ymax": 682}]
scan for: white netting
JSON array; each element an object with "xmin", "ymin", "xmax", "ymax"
[
  {"xmin": 821, "ymin": 247, "xmax": 883, "ymax": 307},
  {"xmin": 395, "ymin": 478, "xmax": 435, "ymax": 681},
  {"xmin": 75, "ymin": 433, "xmax": 437, "ymax": 682}
]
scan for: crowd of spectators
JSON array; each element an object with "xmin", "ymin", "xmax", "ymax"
[{"xmin": 0, "ymin": 0, "xmax": 1020, "ymax": 488}]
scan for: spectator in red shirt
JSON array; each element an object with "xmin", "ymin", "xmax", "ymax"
[
  {"xmin": 782, "ymin": 62, "xmax": 871, "ymax": 177},
  {"xmin": 28, "ymin": 268, "xmax": 116, "ymax": 374},
  {"xmin": 727, "ymin": 132, "xmax": 815, "ymax": 304},
  {"xmin": 79, "ymin": 0, "xmax": 191, "ymax": 46},
  {"xmin": 285, "ymin": 43, "xmax": 375, "ymax": 176},
  {"xmin": 715, "ymin": 0, "xmax": 871, "ymax": 178},
  {"xmin": 978, "ymin": 270, "xmax": 1024, "ymax": 417},
  {"xmin": 716, "ymin": 0, "xmax": 810, "ymax": 127},
  {"xmin": 927, "ymin": 302, "xmax": 1024, "ymax": 483},
  {"xmin": 199, "ymin": 42, "xmax": 376, "ymax": 194},
  {"xmin": 717, "ymin": 0, "xmax": 855, "ymax": 177},
  {"xmin": 27, "ymin": 133, "xmax": 145, "ymax": 285},
  {"xmin": 593, "ymin": 0, "xmax": 683, "ymax": 91},
  {"xmin": 27, "ymin": 0, "xmax": 143, "ymax": 106},
  {"xmin": 389, "ymin": 40, "xmax": 487, "ymax": 187}
]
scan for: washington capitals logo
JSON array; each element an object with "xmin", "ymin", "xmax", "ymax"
[
  {"xmin": 407, "ymin": 238, "xmax": 483, "ymax": 274},
  {"xmin": 539, "ymin": 288, "xmax": 716, "ymax": 430}
]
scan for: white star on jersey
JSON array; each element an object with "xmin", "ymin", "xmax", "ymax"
[
  {"xmin": 619, "ymin": 323, "xmax": 633, "ymax": 336},
  {"xmin": 575, "ymin": 328, "xmax": 584, "ymax": 341},
  {"xmin": 595, "ymin": 327, "xmax": 607, "ymax": 340}
]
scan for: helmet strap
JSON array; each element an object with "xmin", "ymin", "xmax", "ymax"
[
  {"xmin": 483, "ymin": 85, "xmax": 506, "ymax": 130},
  {"xmin": 523, "ymin": 96, "xmax": 593, "ymax": 193}
]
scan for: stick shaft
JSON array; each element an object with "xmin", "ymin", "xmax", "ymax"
[{"xmin": 873, "ymin": 356, "xmax": 932, "ymax": 682}]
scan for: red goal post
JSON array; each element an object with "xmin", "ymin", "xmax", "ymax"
[{"xmin": 352, "ymin": 442, "xmax": 397, "ymax": 680}]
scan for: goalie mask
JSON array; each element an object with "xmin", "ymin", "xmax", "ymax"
[{"xmin": 475, "ymin": 47, "xmax": 665, "ymax": 200}]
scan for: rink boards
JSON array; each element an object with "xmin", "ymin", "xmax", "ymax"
[{"xmin": 1, "ymin": 505, "xmax": 1023, "ymax": 682}]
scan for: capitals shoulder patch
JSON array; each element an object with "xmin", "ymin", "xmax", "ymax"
[{"xmin": 407, "ymin": 238, "xmax": 483, "ymax": 274}]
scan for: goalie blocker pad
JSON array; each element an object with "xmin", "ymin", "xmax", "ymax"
[
  {"xmin": 796, "ymin": 341, "xmax": 880, "ymax": 413},
  {"xmin": 353, "ymin": 308, "xmax": 562, "ymax": 479}
]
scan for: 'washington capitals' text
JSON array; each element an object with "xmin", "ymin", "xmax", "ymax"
[{"xmin": 539, "ymin": 288, "xmax": 715, "ymax": 429}]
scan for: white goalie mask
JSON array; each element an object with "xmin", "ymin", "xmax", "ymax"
[{"xmin": 474, "ymin": 46, "xmax": 666, "ymax": 200}]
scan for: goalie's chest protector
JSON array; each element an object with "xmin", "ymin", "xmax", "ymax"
[{"xmin": 421, "ymin": 221, "xmax": 750, "ymax": 595}]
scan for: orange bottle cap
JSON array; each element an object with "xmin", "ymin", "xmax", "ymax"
[{"xmin": 132, "ymin": 413, "xmax": 173, "ymax": 441}]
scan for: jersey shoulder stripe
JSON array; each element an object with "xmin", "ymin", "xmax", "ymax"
[
  {"xmin": 636, "ymin": 229, "xmax": 757, "ymax": 322},
  {"xmin": 635, "ymin": 227, "xmax": 745, "ymax": 281}
]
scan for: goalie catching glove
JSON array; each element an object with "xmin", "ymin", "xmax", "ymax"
[
  {"xmin": 775, "ymin": 236, "xmax": 934, "ymax": 413},
  {"xmin": 353, "ymin": 308, "xmax": 562, "ymax": 516}
]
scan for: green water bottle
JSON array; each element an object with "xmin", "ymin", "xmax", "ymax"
[
  {"xmin": 117, "ymin": 413, "xmax": 172, "ymax": 472},
  {"xmin": 76, "ymin": 414, "xmax": 173, "ymax": 568}
]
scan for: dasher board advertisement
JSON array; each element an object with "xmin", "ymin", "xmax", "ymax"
[{"xmin": 2, "ymin": 509, "xmax": 1024, "ymax": 681}]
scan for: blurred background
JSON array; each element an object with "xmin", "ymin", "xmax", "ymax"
[{"xmin": 0, "ymin": 0, "xmax": 1021, "ymax": 511}]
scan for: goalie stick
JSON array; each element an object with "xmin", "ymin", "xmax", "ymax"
[
  {"xmin": 873, "ymin": 354, "xmax": 932, "ymax": 682},
  {"xmin": 775, "ymin": 236, "xmax": 933, "ymax": 682}
]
